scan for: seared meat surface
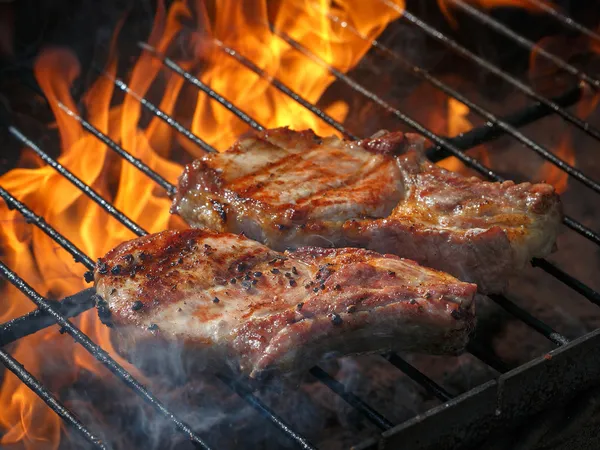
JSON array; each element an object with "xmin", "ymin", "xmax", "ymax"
[
  {"xmin": 172, "ymin": 127, "xmax": 562, "ymax": 292},
  {"xmin": 94, "ymin": 229, "xmax": 476, "ymax": 377}
]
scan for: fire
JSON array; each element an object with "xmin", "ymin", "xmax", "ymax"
[
  {"xmin": 0, "ymin": 0, "xmax": 404, "ymax": 447},
  {"xmin": 437, "ymin": 0, "xmax": 543, "ymax": 28}
]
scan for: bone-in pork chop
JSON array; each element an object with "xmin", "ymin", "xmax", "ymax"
[
  {"xmin": 94, "ymin": 229, "xmax": 476, "ymax": 378},
  {"xmin": 171, "ymin": 128, "xmax": 562, "ymax": 292}
]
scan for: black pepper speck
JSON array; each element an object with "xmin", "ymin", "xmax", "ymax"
[
  {"xmin": 83, "ymin": 271, "xmax": 94, "ymax": 283},
  {"xmin": 334, "ymin": 284, "xmax": 341, "ymax": 291},
  {"xmin": 230, "ymin": 278, "xmax": 237, "ymax": 284},
  {"xmin": 330, "ymin": 313, "xmax": 343, "ymax": 325},
  {"xmin": 292, "ymin": 266, "xmax": 298, "ymax": 275},
  {"xmin": 289, "ymin": 279, "xmax": 297, "ymax": 287},
  {"xmin": 347, "ymin": 305, "xmax": 357, "ymax": 313},
  {"xmin": 253, "ymin": 272, "xmax": 262, "ymax": 278},
  {"xmin": 271, "ymin": 268, "xmax": 280, "ymax": 274},
  {"xmin": 148, "ymin": 323, "xmax": 159, "ymax": 332},
  {"xmin": 131, "ymin": 301, "xmax": 143, "ymax": 311},
  {"xmin": 213, "ymin": 297, "xmax": 220, "ymax": 304},
  {"xmin": 313, "ymin": 287, "xmax": 319, "ymax": 293},
  {"xmin": 297, "ymin": 302, "xmax": 304, "ymax": 311},
  {"xmin": 111, "ymin": 265, "xmax": 121, "ymax": 275}
]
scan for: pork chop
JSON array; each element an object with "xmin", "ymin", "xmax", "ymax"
[
  {"xmin": 171, "ymin": 127, "xmax": 562, "ymax": 292},
  {"xmin": 94, "ymin": 229, "xmax": 476, "ymax": 378}
]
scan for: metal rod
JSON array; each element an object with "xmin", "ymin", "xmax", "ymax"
[
  {"xmin": 449, "ymin": 0, "xmax": 600, "ymax": 90},
  {"xmin": 0, "ymin": 261, "xmax": 212, "ymax": 449},
  {"xmin": 269, "ymin": 24, "xmax": 600, "ymax": 248},
  {"xmin": 380, "ymin": 0, "xmax": 600, "ymax": 143},
  {"xmin": 3, "ymin": 125, "xmax": 147, "ymax": 237},
  {"xmin": 0, "ymin": 347, "xmax": 109, "ymax": 449},
  {"xmin": 467, "ymin": 342, "xmax": 511, "ymax": 373},
  {"xmin": 524, "ymin": 0, "xmax": 600, "ymax": 44},
  {"xmin": 0, "ymin": 188, "xmax": 95, "ymax": 270},
  {"xmin": 318, "ymin": 7, "xmax": 600, "ymax": 194},
  {"xmin": 214, "ymin": 40, "xmax": 358, "ymax": 140},
  {"xmin": 139, "ymin": 42, "xmax": 265, "ymax": 132},
  {"xmin": 308, "ymin": 366, "xmax": 394, "ymax": 430},
  {"xmin": 384, "ymin": 353, "xmax": 453, "ymax": 402},
  {"xmin": 56, "ymin": 102, "xmax": 178, "ymax": 196},
  {"xmin": 488, "ymin": 294, "xmax": 570, "ymax": 346},
  {"xmin": 532, "ymin": 258, "xmax": 600, "ymax": 306},
  {"xmin": 94, "ymin": 67, "xmax": 218, "ymax": 154},
  {"xmin": 0, "ymin": 288, "xmax": 96, "ymax": 347},
  {"xmin": 216, "ymin": 374, "xmax": 317, "ymax": 449},
  {"xmin": 428, "ymin": 86, "xmax": 582, "ymax": 161}
]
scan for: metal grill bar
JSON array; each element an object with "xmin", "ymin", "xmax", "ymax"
[
  {"xmin": 318, "ymin": 6, "xmax": 600, "ymax": 195},
  {"xmin": 214, "ymin": 41, "xmax": 358, "ymax": 140},
  {"xmin": 309, "ymin": 366, "xmax": 394, "ymax": 431},
  {"xmin": 524, "ymin": 0, "xmax": 600, "ymax": 44},
  {"xmin": 0, "ymin": 288, "xmax": 95, "ymax": 347},
  {"xmin": 216, "ymin": 373, "xmax": 317, "ymax": 450},
  {"xmin": 467, "ymin": 342, "xmax": 511, "ymax": 374},
  {"xmin": 489, "ymin": 294, "xmax": 570, "ymax": 346},
  {"xmin": 0, "ymin": 188, "xmax": 95, "ymax": 270},
  {"xmin": 0, "ymin": 347, "xmax": 108, "ymax": 449},
  {"xmin": 450, "ymin": 0, "xmax": 600, "ymax": 90},
  {"xmin": 96, "ymin": 69, "xmax": 217, "ymax": 154},
  {"xmin": 2, "ymin": 125, "xmax": 147, "ymax": 237},
  {"xmin": 384, "ymin": 353, "xmax": 453, "ymax": 402},
  {"xmin": 381, "ymin": 0, "xmax": 600, "ymax": 143},
  {"xmin": 268, "ymin": 25, "xmax": 600, "ymax": 249},
  {"xmin": 0, "ymin": 261, "xmax": 212, "ymax": 449},
  {"xmin": 532, "ymin": 258, "xmax": 600, "ymax": 306},
  {"xmin": 139, "ymin": 42, "xmax": 265, "ymax": 132},
  {"xmin": 56, "ymin": 102, "xmax": 178, "ymax": 195}
]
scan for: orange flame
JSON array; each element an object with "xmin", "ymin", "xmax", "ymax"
[
  {"xmin": 0, "ymin": 0, "xmax": 404, "ymax": 447},
  {"xmin": 438, "ymin": 0, "xmax": 543, "ymax": 29}
]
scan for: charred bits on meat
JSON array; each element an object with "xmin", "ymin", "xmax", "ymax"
[
  {"xmin": 330, "ymin": 313, "xmax": 343, "ymax": 325},
  {"xmin": 296, "ymin": 302, "xmax": 304, "ymax": 311},
  {"xmin": 230, "ymin": 278, "xmax": 237, "ymax": 284},
  {"xmin": 334, "ymin": 284, "xmax": 341, "ymax": 291},
  {"xmin": 289, "ymin": 279, "xmax": 297, "ymax": 287},
  {"xmin": 451, "ymin": 308, "xmax": 466, "ymax": 320},
  {"xmin": 111, "ymin": 265, "xmax": 122, "ymax": 275},
  {"xmin": 124, "ymin": 254, "xmax": 134, "ymax": 265},
  {"xmin": 237, "ymin": 262, "xmax": 246, "ymax": 272},
  {"xmin": 270, "ymin": 268, "xmax": 280, "ymax": 274},
  {"xmin": 131, "ymin": 301, "xmax": 143, "ymax": 311},
  {"xmin": 93, "ymin": 295, "xmax": 113, "ymax": 327},
  {"xmin": 97, "ymin": 260, "xmax": 108, "ymax": 275},
  {"xmin": 254, "ymin": 271, "xmax": 263, "ymax": 278},
  {"xmin": 291, "ymin": 266, "xmax": 298, "ymax": 275}
]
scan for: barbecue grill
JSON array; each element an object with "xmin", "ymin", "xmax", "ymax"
[{"xmin": 1, "ymin": 1, "xmax": 600, "ymax": 448}]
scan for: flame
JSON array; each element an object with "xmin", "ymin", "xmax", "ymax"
[
  {"xmin": 438, "ymin": 0, "xmax": 543, "ymax": 29},
  {"xmin": 0, "ymin": 0, "xmax": 404, "ymax": 447}
]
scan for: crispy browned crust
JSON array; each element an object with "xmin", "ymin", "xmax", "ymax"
[
  {"xmin": 95, "ymin": 229, "xmax": 476, "ymax": 377},
  {"xmin": 172, "ymin": 127, "xmax": 562, "ymax": 292}
]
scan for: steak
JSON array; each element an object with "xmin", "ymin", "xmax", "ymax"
[
  {"xmin": 94, "ymin": 229, "xmax": 476, "ymax": 378},
  {"xmin": 172, "ymin": 127, "xmax": 562, "ymax": 292}
]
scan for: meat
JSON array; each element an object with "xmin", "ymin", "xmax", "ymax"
[
  {"xmin": 94, "ymin": 229, "xmax": 476, "ymax": 378},
  {"xmin": 171, "ymin": 127, "xmax": 562, "ymax": 293}
]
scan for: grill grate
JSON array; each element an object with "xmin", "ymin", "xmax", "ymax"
[{"xmin": 1, "ymin": 2, "xmax": 600, "ymax": 449}]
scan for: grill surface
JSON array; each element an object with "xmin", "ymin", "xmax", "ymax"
[{"xmin": 1, "ymin": 1, "xmax": 600, "ymax": 449}]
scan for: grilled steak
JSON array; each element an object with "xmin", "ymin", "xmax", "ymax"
[
  {"xmin": 172, "ymin": 127, "xmax": 562, "ymax": 293},
  {"xmin": 94, "ymin": 229, "xmax": 476, "ymax": 378}
]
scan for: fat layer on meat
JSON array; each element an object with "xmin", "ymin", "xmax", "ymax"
[
  {"xmin": 94, "ymin": 229, "xmax": 476, "ymax": 378},
  {"xmin": 172, "ymin": 127, "xmax": 562, "ymax": 293}
]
